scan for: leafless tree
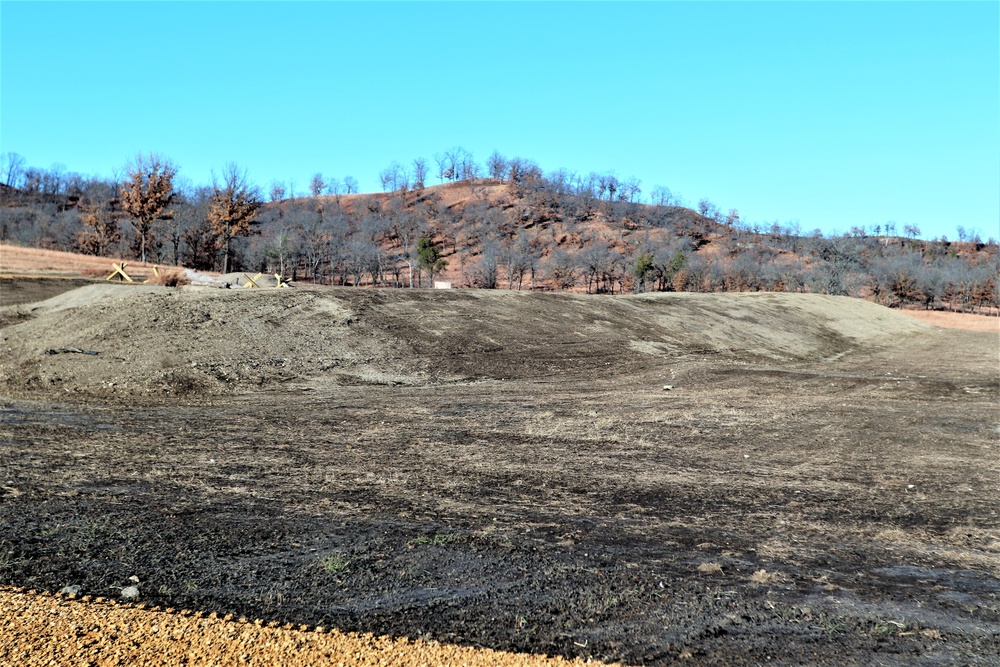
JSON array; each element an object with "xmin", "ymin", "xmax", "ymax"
[
  {"xmin": 617, "ymin": 177, "xmax": 641, "ymax": 203},
  {"xmin": 545, "ymin": 247, "xmax": 578, "ymax": 289},
  {"xmin": 433, "ymin": 153, "xmax": 451, "ymax": 182},
  {"xmin": 1, "ymin": 152, "xmax": 26, "ymax": 191},
  {"xmin": 310, "ymin": 173, "xmax": 326, "ymax": 197},
  {"xmin": 325, "ymin": 177, "xmax": 341, "ymax": 197},
  {"xmin": 458, "ymin": 149, "xmax": 479, "ymax": 181},
  {"xmin": 650, "ymin": 185, "xmax": 677, "ymax": 207},
  {"xmin": 487, "ymin": 150, "xmax": 508, "ymax": 181},
  {"xmin": 269, "ymin": 181, "xmax": 286, "ymax": 203},
  {"xmin": 412, "ymin": 158, "xmax": 428, "ymax": 190},
  {"xmin": 343, "ymin": 176, "xmax": 359, "ymax": 194}
]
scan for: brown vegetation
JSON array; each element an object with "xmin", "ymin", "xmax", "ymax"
[
  {"xmin": 0, "ymin": 243, "xmax": 170, "ymax": 279},
  {"xmin": 900, "ymin": 308, "xmax": 1000, "ymax": 332},
  {"xmin": 119, "ymin": 153, "xmax": 177, "ymax": 264}
]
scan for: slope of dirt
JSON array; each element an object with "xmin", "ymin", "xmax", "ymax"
[
  {"xmin": 0, "ymin": 286, "xmax": 929, "ymax": 400},
  {"xmin": 0, "ymin": 587, "xmax": 608, "ymax": 667}
]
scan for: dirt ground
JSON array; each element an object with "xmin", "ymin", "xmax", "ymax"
[{"xmin": 0, "ymin": 279, "xmax": 998, "ymax": 665}]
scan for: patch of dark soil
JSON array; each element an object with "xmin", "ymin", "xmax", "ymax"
[
  {"xmin": 2, "ymin": 336, "xmax": 998, "ymax": 666},
  {"xmin": 0, "ymin": 276, "xmax": 98, "ymax": 308}
]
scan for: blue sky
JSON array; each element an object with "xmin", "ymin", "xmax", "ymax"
[{"xmin": 2, "ymin": 1, "xmax": 997, "ymax": 241}]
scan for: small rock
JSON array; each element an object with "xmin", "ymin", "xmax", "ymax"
[
  {"xmin": 663, "ymin": 385, "xmax": 674, "ymax": 391},
  {"xmin": 59, "ymin": 585, "xmax": 80, "ymax": 595},
  {"xmin": 120, "ymin": 585, "xmax": 140, "ymax": 599}
]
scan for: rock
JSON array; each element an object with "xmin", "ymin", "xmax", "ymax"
[{"xmin": 59, "ymin": 585, "xmax": 80, "ymax": 595}]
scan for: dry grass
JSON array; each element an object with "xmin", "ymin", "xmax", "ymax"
[
  {"xmin": 0, "ymin": 243, "xmax": 184, "ymax": 280},
  {"xmin": 749, "ymin": 569, "xmax": 784, "ymax": 584},
  {"xmin": 899, "ymin": 309, "xmax": 1000, "ymax": 332},
  {"xmin": 696, "ymin": 562, "xmax": 723, "ymax": 574},
  {"xmin": 147, "ymin": 267, "xmax": 190, "ymax": 287}
]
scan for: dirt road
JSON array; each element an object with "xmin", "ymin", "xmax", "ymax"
[{"xmin": 0, "ymin": 282, "xmax": 997, "ymax": 665}]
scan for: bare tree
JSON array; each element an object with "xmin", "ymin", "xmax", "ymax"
[
  {"xmin": 412, "ymin": 158, "xmax": 428, "ymax": 190},
  {"xmin": 468, "ymin": 239, "xmax": 500, "ymax": 288},
  {"xmin": 162, "ymin": 184, "xmax": 211, "ymax": 266},
  {"xmin": 458, "ymin": 149, "xmax": 479, "ymax": 181},
  {"xmin": 697, "ymin": 198, "xmax": 719, "ymax": 221},
  {"xmin": 269, "ymin": 181, "xmax": 287, "ymax": 203},
  {"xmin": 119, "ymin": 153, "xmax": 177, "ymax": 263},
  {"xmin": 310, "ymin": 173, "xmax": 326, "ymax": 197},
  {"xmin": 343, "ymin": 175, "xmax": 359, "ymax": 194},
  {"xmin": 487, "ymin": 150, "xmax": 508, "ymax": 181},
  {"xmin": 546, "ymin": 247, "xmax": 578, "ymax": 289},
  {"xmin": 650, "ymin": 185, "xmax": 676, "ymax": 207},
  {"xmin": 209, "ymin": 163, "xmax": 262, "ymax": 274},
  {"xmin": 1, "ymin": 152, "xmax": 26, "ymax": 191},
  {"xmin": 378, "ymin": 166, "xmax": 392, "ymax": 192},
  {"xmin": 619, "ymin": 177, "xmax": 641, "ymax": 203}
]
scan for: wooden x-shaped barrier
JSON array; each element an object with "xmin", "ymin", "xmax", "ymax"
[
  {"xmin": 106, "ymin": 262, "xmax": 134, "ymax": 282},
  {"xmin": 242, "ymin": 272, "xmax": 288, "ymax": 288}
]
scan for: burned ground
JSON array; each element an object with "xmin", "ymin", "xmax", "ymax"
[{"xmin": 0, "ymin": 281, "xmax": 997, "ymax": 665}]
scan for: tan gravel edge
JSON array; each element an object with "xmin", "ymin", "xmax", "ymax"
[{"xmin": 0, "ymin": 587, "xmax": 615, "ymax": 667}]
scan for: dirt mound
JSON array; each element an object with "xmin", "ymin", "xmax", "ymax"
[
  {"xmin": 0, "ymin": 285, "xmax": 930, "ymax": 399},
  {"xmin": 1, "ymin": 587, "xmax": 606, "ymax": 666}
]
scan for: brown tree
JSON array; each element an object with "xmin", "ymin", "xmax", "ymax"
[
  {"xmin": 77, "ymin": 196, "xmax": 120, "ymax": 256},
  {"xmin": 209, "ymin": 163, "xmax": 261, "ymax": 273},
  {"xmin": 119, "ymin": 153, "xmax": 177, "ymax": 263}
]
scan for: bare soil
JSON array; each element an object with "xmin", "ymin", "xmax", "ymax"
[{"xmin": 0, "ymin": 279, "xmax": 998, "ymax": 665}]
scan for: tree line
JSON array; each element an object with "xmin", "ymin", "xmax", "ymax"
[{"xmin": 1, "ymin": 149, "xmax": 997, "ymax": 315}]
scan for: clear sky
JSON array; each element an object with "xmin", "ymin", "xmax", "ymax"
[{"xmin": 2, "ymin": 1, "xmax": 997, "ymax": 241}]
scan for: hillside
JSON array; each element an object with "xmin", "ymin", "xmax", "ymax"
[{"xmin": 2, "ymin": 171, "xmax": 997, "ymax": 316}]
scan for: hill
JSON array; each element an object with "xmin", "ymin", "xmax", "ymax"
[{"xmin": 2, "ymin": 169, "xmax": 997, "ymax": 316}]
